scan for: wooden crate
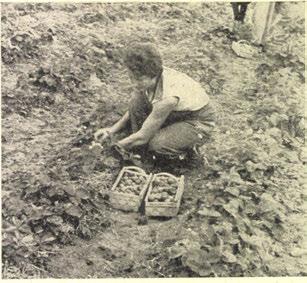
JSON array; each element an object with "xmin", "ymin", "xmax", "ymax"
[
  {"xmin": 145, "ymin": 172, "xmax": 185, "ymax": 217},
  {"xmin": 109, "ymin": 166, "xmax": 152, "ymax": 212}
]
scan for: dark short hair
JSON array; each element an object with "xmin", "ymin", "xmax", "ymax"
[{"xmin": 123, "ymin": 43, "xmax": 163, "ymax": 78}]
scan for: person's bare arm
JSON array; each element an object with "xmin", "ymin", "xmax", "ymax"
[
  {"xmin": 110, "ymin": 111, "xmax": 129, "ymax": 133},
  {"xmin": 94, "ymin": 111, "xmax": 129, "ymax": 141},
  {"xmin": 117, "ymin": 97, "xmax": 178, "ymax": 149}
]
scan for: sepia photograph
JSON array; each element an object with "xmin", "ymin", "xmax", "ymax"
[{"xmin": 1, "ymin": 0, "xmax": 306, "ymax": 279}]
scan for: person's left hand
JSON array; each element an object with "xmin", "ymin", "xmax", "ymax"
[
  {"xmin": 111, "ymin": 143, "xmax": 129, "ymax": 159},
  {"xmin": 111, "ymin": 143, "xmax": 142, "ymax": 165}
]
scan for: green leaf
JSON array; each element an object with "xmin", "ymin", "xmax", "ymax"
[
  {"xmin": 168, "ymin": 245, "xmax": 186, "ymax": 259},
  {"xmin": 17, "ymin": 223, "xmax": 32, "ymax": 234},
  {"xmin": 59, "ymin": 223, "xmax": 75, "ymax": 234},
  {"xmin": 33, "ymin": 225, "xmax": 44, "ymax": 234},
  {"xmin": 213, "ymin": 221, "xmax": 233, "ymax": 235},
  {"xmin": 222, "ymin": 199, "xmax": 241, "ymax": 217},
  {"xmin": 41, "ymin": 232, "xmax": 56, "ymax": 243},
  {"xmin": 24, "ymin": 185, "xmax": 41, "ymax": 195},
  {"xmin": 213, "ymin": 197, "xmax": 226, "ymax": 207},
  {"xmin": 28, "ymin": 207, "xmax": 44, "ymax": 221},
  {"xmin": 65, "ymin": 205, "xmax": 82, "ymax": 218},
  {"xmin": 200, "ymin": 224, "xmax": 217, "ymax": 245},
  {"xmin": 2, "ymin": 238, "xmax": 13, "ymax": 247},
  {"xmin": 197, "ymin": 207, "xmax": 222, "ymax": 218},
  {"xmin": 267, "ymin": 113, "xmax": 280, "ymax": 127},
  {"xmin": 69, "ymin": 195, "xmax": 81, "ymax": 206},
  {"xmin": 46, "ymin": 215, "xmax": 63, "ymax": 226},
  {"xmin": 103, "ymin": 156, "xmax": 120, "ymax": 169},
  {"xmin": 225, "ymin": 186, "xmax": 240, "ymax": 197},
  {"xmin": 239, "ymin": 232, "xmax": 264, "ymax": 249},
  {"xmin": 222, "ymin": 250, "xmax": 237, "ymax": 263},
  {"xmin": 46, "ymin": 186, "xmax": 65, "ymax": 198},
  {"xmin": 266, "ymin": 127, "xmax": 282, "ymax": 140},
  {"xmin": 182, "ymin": 249, "xmax": 212, "ymax": 276},
  {"xmin": 63, "ymin": 184, "xmax": 76, "ymax": 196},
  {"xmin": 260, "ymin": 193, "xmax": 282, "ymax": 213},
  {"xmin": 21, "ymin": 234, "xmax": 35, "ymax": 245},
  {"xmin": 290, "ymin": 247, "xmax": 307, "ymax": 258},
  {"xmin": 245, "ymin": 160, "xmax": 257, "ymax": 173},
  {"xmin": 78, "ymin": 224, "xmax": 92, "ymax": 240},
  {"xmin": 229, "ymin": 167, "xmax": 243, "ymax": 184},
  {"xmin": 242, "ymin": 202, "xmax": 258, "ymax": 216},
  {"xmin": 206, "ymin": 247, "xmax": 222, "ymax": 264},
  {"xmin": 76, "ymin": 188, "xmax": 90, "ymax": 200},
  {"xmin": 211, "ymin": 263, "xmax": 229, "ymax": 277}
]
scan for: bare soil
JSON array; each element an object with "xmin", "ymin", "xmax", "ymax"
[{"xmin": 1, "ymin": 2, "xmax": 306, "ymax": 278}]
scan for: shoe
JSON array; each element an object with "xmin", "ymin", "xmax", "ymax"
[{"xmin": 232, "ymin": 40, "xmax": 262, "ymax": 59}]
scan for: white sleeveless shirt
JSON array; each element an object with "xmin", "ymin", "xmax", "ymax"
[{"xmin": 146, "ymin": 66, "xmax": 209, "ymax": 111}]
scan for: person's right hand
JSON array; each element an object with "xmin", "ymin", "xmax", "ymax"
[{"xmin": 94, "ymin": 127, "xmax": 113, "ymax": 143}]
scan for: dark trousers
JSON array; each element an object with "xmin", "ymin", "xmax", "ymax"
[
  {"xmin": 128, "ymin": 92, "xmax": 216, "ymax": 157},
  {"xmin": 231, "ymin": 2, "xmax": 250, "ymax": 23}
]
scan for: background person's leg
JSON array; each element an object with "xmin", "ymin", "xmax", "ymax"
[
  {"xmin": 252, "ymin": 2, "xmax": 276, "ymax": 45},
  {"xmin": 231, "ymin": 3, "xmax": 240, "ymax": 22},
  {"xmin": 238, "ymin": 3, "xmax": 249, "ymax": 23}
]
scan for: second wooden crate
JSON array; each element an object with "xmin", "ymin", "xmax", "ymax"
[{"xmin": 145, "ymin": 172, "xmax": 184, "ymax": 217}]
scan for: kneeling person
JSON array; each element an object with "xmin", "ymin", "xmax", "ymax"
[{"xmin": 94, "ymin": 43, "xmax": 216, "ymax": 161}]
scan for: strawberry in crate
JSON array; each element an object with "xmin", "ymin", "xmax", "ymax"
[
  {"xmin": 114, "ymin": 171, "xmax": 147, "ymax": 195},
  {"xmin": 148, "ymin": 175, "xmax": 178, "ymax": 202}
]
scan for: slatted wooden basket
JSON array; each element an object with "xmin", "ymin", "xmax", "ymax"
[
  {"xmin": 145, "ymin": 172, "xmax": 185, "ymax": 217},
  {"xmin": 109, "ymin": 166, "xmax": 152, "ymax": 212}
]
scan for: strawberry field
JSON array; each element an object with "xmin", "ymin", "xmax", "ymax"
[{"xmin": 1, "ymin": 2, "xmax": 306, "ymax": 278}]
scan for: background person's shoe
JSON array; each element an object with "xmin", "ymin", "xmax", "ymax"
[{"xmin": 232, "ymin": 40, "xmax": 263, "ymax": 59}]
